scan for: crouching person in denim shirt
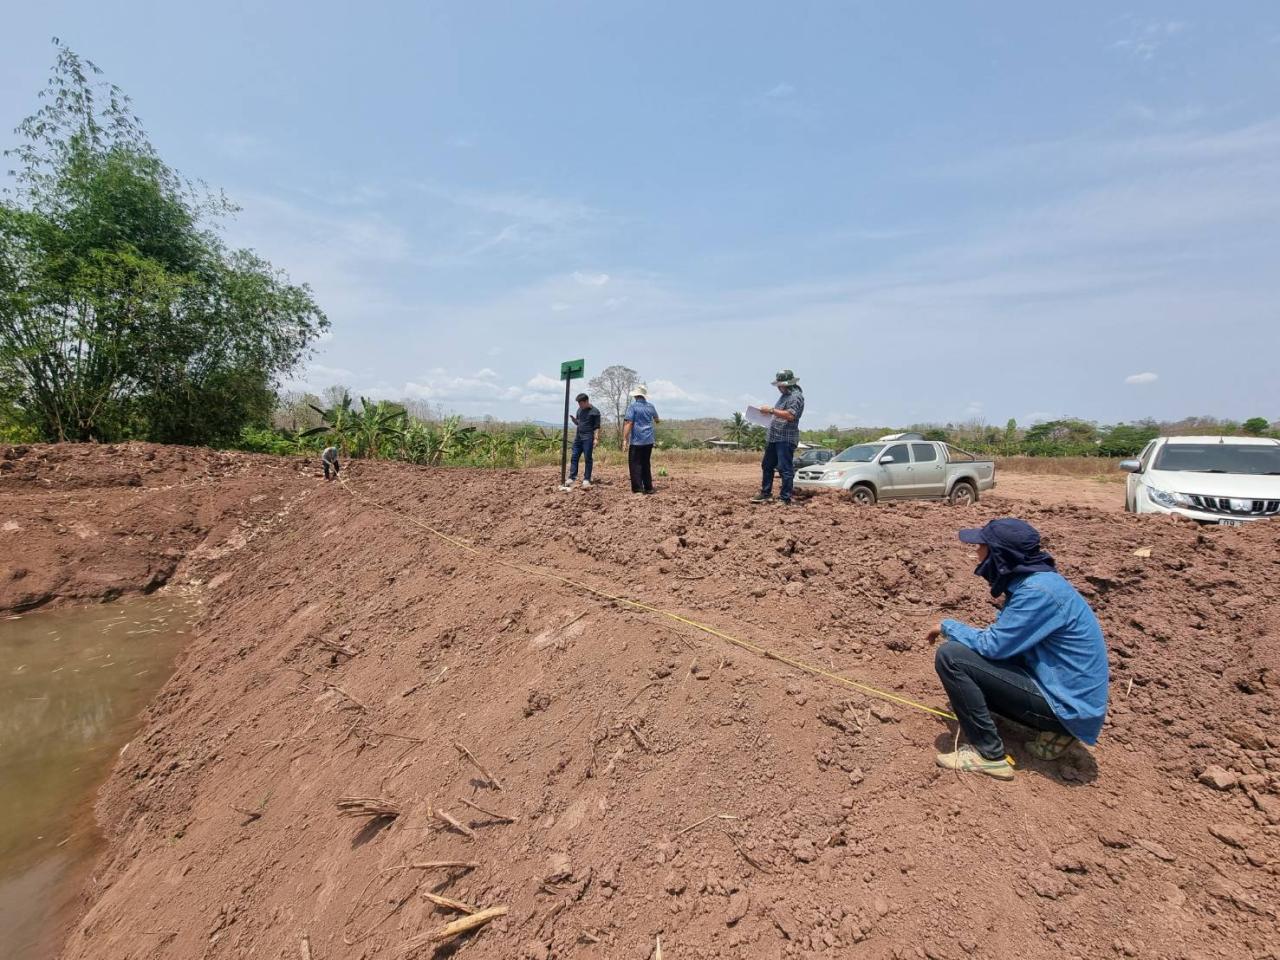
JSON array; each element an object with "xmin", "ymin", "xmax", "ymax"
[{"xmin": 927, "ymin": 518, "xmax": 1109, "ymax": 780}]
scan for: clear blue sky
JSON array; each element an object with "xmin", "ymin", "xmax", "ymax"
[{"xmin": 4, "ymin": 3, "xmax": 1278, "ymax": 428}]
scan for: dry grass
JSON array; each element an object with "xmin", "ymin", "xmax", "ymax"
[{"xmin": 996, "ymin": 456, "xmax": 1125, "ymax": 480}]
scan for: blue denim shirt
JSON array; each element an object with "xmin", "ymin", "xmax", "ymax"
[
  {"xmin": 624, "ymin": 399, "xmax": 659, "ymax": 446},
  {"xmin": 941, "ymin": 571, "xmax": 1109, "ymax": 744}
]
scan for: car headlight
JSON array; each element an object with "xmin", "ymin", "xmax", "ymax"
[
  {"xmin": 823, "ymin": 468, "xmax": 850, "ymax": 479},
  {"xmin": 1145, "ymin": 485, "xmax": 1192, "ymax": 508}
]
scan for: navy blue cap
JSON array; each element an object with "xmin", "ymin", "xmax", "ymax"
[{"xmin": 957, "ymin": 518, "xmax": 1043, "ymax": 550}]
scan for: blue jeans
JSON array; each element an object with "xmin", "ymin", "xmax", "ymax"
[
  {"xmin": 934, "ymin": 640, "xmax": 1068, "ymax": 760},
  {"xmin": 569, "ymin": 434, "xmax": 594, "ymax": 481},
  {"xmin": 760, "ymin": 441, "xmax": 796, "ymax": 501}
]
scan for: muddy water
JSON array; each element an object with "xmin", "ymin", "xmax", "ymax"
[{"xmin": 0, "ymin": 594, "xmax": 197, "ymax": 960}]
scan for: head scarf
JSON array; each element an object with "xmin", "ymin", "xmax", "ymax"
[{"xmin": 960, "ymin": 518, "xmax": 1056, "ymax": 597}]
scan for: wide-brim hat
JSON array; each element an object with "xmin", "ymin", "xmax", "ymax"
[
  {"xmin": 772, "ymin": 369, "xmax": 798, "ymax": 387},
  {"xmin": 633, "ymin": 384, "xmax": 648, "ymax": 397}
]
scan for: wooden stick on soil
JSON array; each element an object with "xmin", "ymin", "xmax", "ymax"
[
  {"xmin": 458, "ymin": 796, "xmax": 517, "ymax": 823},
  {"xmin": 422, "ymin": 892, "xmax": 476, "ymax": 914},
  {"xmin": 655, "ymin": 934, "xmax": 664, "ymax": 960},
  {"xmin": 406, "ymin": 860, "xmax": 480, "ymax": 871},
  {"xmin": 325, "ymin": 682, "xmax": 369, "ymax": 712},
  {"xmin": 453, "ymin": 742, "xmax": 504, "ymax": 790},
  {"xmin": 675, "ymin": 813, "xmax": 739, "ymax": 837},
  {"xmin": 628, "ymin": 723, "xmax": 651, "ymax": 752},
  {"xmin": 336, "ymin": 796, "xmax": 402, "ymax": 820},
  {"xmin": 300, "ymin": 936, "xmax": 312, "ymax": 960},
  {"xmin": 427, "ymin": 805, "xmax": 476, "ymax": 840},
  {"xmin": 398, "ymin": 906, "xmax": 508, "ymax": 955}
]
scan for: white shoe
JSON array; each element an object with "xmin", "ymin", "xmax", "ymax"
[
  {"xmin": 559, "ymin": 483, "xmax": 573, "ymax": 492},
  {"xmin": 582, "ymin": 480, "xmax": 592, "ymax": 489}
]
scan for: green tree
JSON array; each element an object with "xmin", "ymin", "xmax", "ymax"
[
  {"xmin": 724, "ymin": 411, "xmax": 749, "ymax": 445},
  {"xmin": 0, "ymin": 43, "xmax": 326, "ymax": 444},
  {"xmin": 1098, "ymin": 423, "xmax": 1159, "ymax": 457},
  {"xmin": 1242, "ymin": 417, "xmax": 1271, "ymax": 436}
]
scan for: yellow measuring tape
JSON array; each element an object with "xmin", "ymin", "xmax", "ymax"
[{"xmin": 338, "ymin": 475, "xmax": 956, "ymax": 722}]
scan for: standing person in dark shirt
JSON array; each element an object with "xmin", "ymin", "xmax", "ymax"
[
  {"xmin": 622, "ymin": 385, "xmax": 660, "ymax": 494},
  {"xmin": 750, "ymin": 369, "xmax": 805, "ymax": 506},
  {"xmin": 562, "ymin": 393, "xmax": 602, "ymax": 490}
]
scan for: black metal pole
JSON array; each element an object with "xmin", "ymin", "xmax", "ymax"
[{"xmin": 560, "ymin": 376, "xmax": 571, "ymax": 485}]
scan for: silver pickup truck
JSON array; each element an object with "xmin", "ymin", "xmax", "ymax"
[{"xmin": 794, "ymin": 437, "xmax": 995, "ymax": 505}]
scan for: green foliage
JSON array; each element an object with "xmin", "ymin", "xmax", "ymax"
[
  {"xmin": 1242, "ymin": 417, "xmax": 1271, "ymax": 436},
  {"xmin": 1020, "ymin": 419, "xmax": 1098, "ymax": 457},
  {"xmin": 0, "ymin": 43, "xmax": 326, "ymax": 445},
  {"xmin": 1097, "ymin": 423, "xmax": 1159, "ymax": 457},
  {"xmin": 303, "ymin": 393, "xmax": 407, "ymax": 459},
  {"xmin": 724, "ymin": 412, "xmax": 749, "ymax": 446}
]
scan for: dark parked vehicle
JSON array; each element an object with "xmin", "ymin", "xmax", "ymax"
[{"xmin": 794, "ymin": 448, "xmax": 834, "ymax": 469}]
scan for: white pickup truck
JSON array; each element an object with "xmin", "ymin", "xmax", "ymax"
[
  {"xmin": 1120, "ymin": 435, "xmax": 1280, "ymax": 524},
  {"xmin": 794, "ymin": 436, "xmax": 996, "ymax": 505}
]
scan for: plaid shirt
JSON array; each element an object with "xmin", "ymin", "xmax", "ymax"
[{"xmin": 767, "ymin": 388, "xmax": 804, "ymax": 445}]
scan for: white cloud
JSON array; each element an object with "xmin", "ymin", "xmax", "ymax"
[
  {"xmin": 572, "ymin": 271, "xmax": 610, "ymax": 286},
  {"xmin": 1125, "ymin": 372, "xmax": 1159, "ymax": 385},
  {"xmin": 525, "ymin": 374, "xmax": 562, "ymax": 391},
  {"xmin": 475, "ymin": 368, "xmax": 499, "ymax": 380},
  {"xmin": 764, "ymin": 82, "xmax": 796, "ymax": 99}
]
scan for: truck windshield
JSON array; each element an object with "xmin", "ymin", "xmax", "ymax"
[
  {"xmin": 1153, "ymin": 443, "xmax": 1280, "ymax": 475},
  {"xmin": 832, "ymin": 444, "xmax": 883, "ymax": 463}
]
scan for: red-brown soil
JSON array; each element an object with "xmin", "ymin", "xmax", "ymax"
[{"xmin": 3, "ymin": 444, "xmax": 1278, "ymax": 960}]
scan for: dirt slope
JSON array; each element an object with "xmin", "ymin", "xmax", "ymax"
[{"xmin": 4, "ymin": 445, "xmax": 1278, "ymax": 960}]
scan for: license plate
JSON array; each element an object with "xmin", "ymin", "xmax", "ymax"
[{"xmin": 1218, "ymin": 519, "xmax": 1245, "ymax": 527}]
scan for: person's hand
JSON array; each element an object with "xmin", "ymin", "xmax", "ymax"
[
  {"xmin": 925, "ymin": 627, "xmax": 943, "ymax": 644},
  {"xmin": 988, "ymin": 595, "xmax": 1006, "ymax": 611},
  {"xmin": 758, "ymin": 405, "xmax": 774, "ymax": 415}
]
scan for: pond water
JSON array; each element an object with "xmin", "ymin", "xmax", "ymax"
[{"xmin": 0, "ymin": 594, "xmax": 197, "ymax": 960}]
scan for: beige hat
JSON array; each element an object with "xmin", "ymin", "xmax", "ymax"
[{"xmin": 633, "ymin": 384, "xmax": 648, "ymax": 397}]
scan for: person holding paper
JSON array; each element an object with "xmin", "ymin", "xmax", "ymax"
[{"xmin": 750, "ymin": 369, "xmax": 805, "ymax": 506}]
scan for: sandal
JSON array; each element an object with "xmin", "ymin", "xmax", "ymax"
[{"xmin": 1026, "ymin": 731, "xmax": 1076, "ymax": 761}]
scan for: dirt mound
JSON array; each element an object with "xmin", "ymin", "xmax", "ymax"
[
  {"xmin": 5, "ymin": 446, "xmax": 1278, "ymax": 959},
  {"xmin": 0, "ymin": 442, "xmax": 311, "ymax": 612}
]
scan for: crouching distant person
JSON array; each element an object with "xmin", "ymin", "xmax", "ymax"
[
  {"xmin": 928, "ymin": 518, "xmax": 1108, "ymax": 780},
  {"xmin": 321, "ymin": 445, "xmax": 340, "ymax": 481}
]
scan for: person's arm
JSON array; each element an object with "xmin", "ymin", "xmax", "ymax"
[
  {"xmin": 758, "ymin": 397, "xmax": 797, "ymax": 422},
  {"xmin": 622, "ymin": 420, "xmax": 632, "ymax": 449},
  {"xmin": 939, "ymin": 584, "xmax": 1065, "ymax": 660}
]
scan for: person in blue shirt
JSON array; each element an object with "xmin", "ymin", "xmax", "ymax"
[
  {"xmin": 926, "ymin": 518, "xmax": 1109, "ymax": 780},
  {"xmin": 622, "ymin": 385, "xmax": 660, "ymax": 494}
]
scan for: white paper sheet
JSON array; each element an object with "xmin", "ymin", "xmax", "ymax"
[{"xmin": 745, "ymin": 405, "xmax": 773, "ymax": 428}]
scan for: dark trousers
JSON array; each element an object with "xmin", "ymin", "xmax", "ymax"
[
  {"xmin": 628, "ymin": 444, "xmax": 654, "ymax": 493},
  {"xmin": 934, "ymin": 640, "xmax": 1068, "ymax": 760},
  {"xmin": 760, "ymin": 441, "xmax": 796, "ymax": 501},
  {"xmin": 569, "ymin": 435, "xmax": 594, "ymax": 481},
  {"xmin": 323, "ymin": 460, "xmax": 339, "ymax": 480}
]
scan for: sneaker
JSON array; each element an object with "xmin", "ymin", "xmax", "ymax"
[
  {"xmin": 935, "ymin": 744, "xmax": 1015, "ymax": 780},
  {"xmin": 582, "ymin": 480, "xmax": 592, "ymax": 489},
  {"xmin": 779, "ymin": 499, "xmax": 794, "ymax": 507},
  {"xmin": 750, "ymin": 493, "xmax": 772, "ymax": 503},
  {"xmin": 559, "ymin": 483, "xmax": 573, "ymax": 492}
]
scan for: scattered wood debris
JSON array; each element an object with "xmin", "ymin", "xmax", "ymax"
[
  {"xmin": 454, "ymin": 741, "xmax": 504, "ymax": 790},
  {"xmin": 336, "ymin": 796, "xmax": 402, "ymax": 820},
  {"xmin": 459, "ymin": 796, "xmax": 517, "ymax": 823}
]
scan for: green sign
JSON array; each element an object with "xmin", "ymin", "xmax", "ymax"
[{"xmin": 560, "ymin": 358, "xmax": 585, "ymax": 380}]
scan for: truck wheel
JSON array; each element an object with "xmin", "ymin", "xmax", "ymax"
[
  {"xmin": 948, "ymin": 481, "xmax": 977, "ymax": 506},
  {"xmin": 848, "ymin": 484, "xmax": 877, "ymax": 506}
]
